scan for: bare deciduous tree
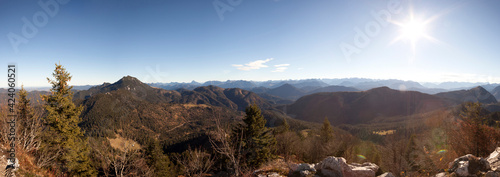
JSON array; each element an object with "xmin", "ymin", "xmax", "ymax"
[
  {"xmin": 35, "ymin": 148, "xmax": 61, "ymax": 168},
  {"xmin": 18, "ymin": 106, "xmax": 43, "ymax": 153},
  {"xmin": 0, "ymin": 105, "xmax": 11, "ymax": 145},
  {"xmin": 209, "ymin": 117, "xmax": 244, "ymax": 176},
  {"xmin": 174, "ymin": 147, "xmax": 215, "ymax": 177},
  {"xmin": 92, "ymin": 138, "xmax": 151, "ymax": 177}
]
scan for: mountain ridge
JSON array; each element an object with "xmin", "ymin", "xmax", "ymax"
[
  {"xmin": 435, "ymin": 86, "xmax": 497, "ymax": 104},
  {"xmin": 286, "ymin": 86, "xmax": 456, "ymax": 125}
]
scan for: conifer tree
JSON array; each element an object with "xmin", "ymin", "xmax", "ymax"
[
  {"xmin": 18, "ymin": 86, "xmax": 33, "ymax": 129},
  {"xmin": 277, "ymin": 117, "xmax": 290, "ymax": 133},
  {"xmin": 458, "ymin": 102, "xmax": 491, "ymax": 157},
  {"xmin": 405, "ymin": 134, "xmax": 421, "ymax": 171},
  {"xmin": 320, "ymin": 117, "xmax": 334, "ymax": 143},
  {"xmin": 145, "ymin": 139, "xmax": 175, "ymax": 177},
  {"xmin": 17, "ymin": 86, "xmax": 41, "ymax": 152},
  {"xmin": 40, "ymin": 64, "xmax": 96, "ymax": 176},
  {"xmin": 308, "ymin": 117, "xmax": 335, "ymax": 162},
  {"xmin": 234, "ymin": 104, "xmax": 276, "ymax": 168}
]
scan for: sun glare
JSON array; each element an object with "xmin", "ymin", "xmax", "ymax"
[
  {"xmin": 400, "ymin": 20, "xmax": 426, "ymax": 42},
  {"xmin": 391, "ymin": 13, "xmax": 440, "ymax": 61},
  {"xmin": 388, "ymin": 3, "xmax": 452, "ymax": 61}
]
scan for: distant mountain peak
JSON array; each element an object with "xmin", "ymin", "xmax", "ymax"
[
  {"xmin": 114, "ymin": 76, "xmax": 146, "ymax": 87},
  {"xmin": 277, "ymin": 83, "xmax": 295, "ymax": 88},
  {"xmin": 366, "ymin": 86, "xmax": 393, "ymax": 92},
  {"xmin": 492, "ymin": 85, "xmax": 500, "ymax": 101},
  {"xmin": 266, "ymin": 83, "xmax": 305, "ymax": 100},
  {"xmin": 471, "ymin": 86, "xmax": 488, "ymax": 92},
  {"xmin": 308, "ymin": 85, "xmax": 359, "ymax": 94},
  {"xmin": 119, "ymin": 75, "xmax": 141, "ymax": 82},
  {"xmin": 195, "ymin": 85, "xmax": 223, "ymax": 90},
  {"xmin": 436, "ymin": 86, "xmax": 497, "ymax": 104}
]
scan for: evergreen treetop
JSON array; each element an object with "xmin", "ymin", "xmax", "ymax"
[
  {"xmin": 234, "ymin": 104, "xmax": 276, "ymax": 169},
  {"xmin": 320, "ymin": 117, "xmax": 334, "ymax": 143},
  {"xmin": 40, "ymin": 63, "xmax": 96, "ymax": 176}
]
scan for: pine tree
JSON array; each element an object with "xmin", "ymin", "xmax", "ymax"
[
  {"xmin": 17, "ymin": 86, "xmax": 41, "ymax": 152},
  {"xmin": 40, "ymin": 64, "xmax": 96, "ymax": 176},
  {"xmin": 279, "ymin": 117, "xmax": 290, "ymax": 133},
  {"xmin": 145, "ymin": 139, "xmax": 176, "ymax": 177},
  {"xmin": 459, "ymin": 102, "xmax": 491, "ymax": 157},
  {"xmin": 405, "ymin": 134, "xmax": 421, "ymax": 171},
  {"xmin": 18, "ymin": 86, "xmax": 33, "ymax": 129},
  {"xmin": 234, "ymin": 104, "xmax": 276, "ymax": 168},
  {"xmin": 18, "ymin": 86, "xmax": 33, "ymax": 147},
  {"xmin": 309, "ymin": 117, "xmax": 335, "ymax": 162},
  {"xmin": 320, "ymin": 117, "xmax": 334, "ymax": 143}
]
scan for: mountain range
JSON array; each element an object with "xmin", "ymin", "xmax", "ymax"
[
  {"xmin": 72, "ymin": 76, "xmax": 500, "ymax": 128},
  {"xmin": 15, "ymin": 78, "xmax": 500, "ymax": 101},
  {"xmin": 75, "ymin": 76, "xmax": 271, "ymax": 111},
  {"xmin": 147, "ymin": 78, "xmax": 500, "ymax": 100},
  {"xmin": 4, "ymin": 75, "xmax": 500, "ymax": 154}
]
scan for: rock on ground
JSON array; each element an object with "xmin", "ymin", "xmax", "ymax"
[
  {"xmin": 289, "ymin": 163, "xmax": 316, "ymax": 173},
  {"xmin": 488, "ymin": 147, "xmax": 500, "ymax": 172},
  {"xmin": 486, "ymin": 171, "xmax": 500, "ymax": 177},
  {"xmin": 448, "ymin": 154, "xmax": 490, "ymax": 176},
  {"xmin": 344, "ymin": 162, "xmax": 379, "ymax": 177},
  {"xmin": 313, "ymin": 156, "xmax": 379, "ymax": 177},
  {"xmin": 377, "ymin": 172, "xmax": 395, "ymax": 177},
  {"xmin": 315, "ymin": 157, "xmax": 345, "ymax": 177},
  {"xmin": 435, "ymin": 172, "xmax": 447, "ymax": 177}
]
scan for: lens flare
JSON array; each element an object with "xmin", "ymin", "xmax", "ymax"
[
  {"xmin": 357, "ymin": 155, "xmax": 366, "ymax": 160},
  {"xmin": 437, "ymin": 149, "xmax": 447, "ymax": 154}
]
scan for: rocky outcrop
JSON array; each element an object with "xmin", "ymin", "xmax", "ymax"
[
  {"xmin": 315, "ymin": 157, "xmax": 345, "ymax": 177},
  {"xmin": 486, "ymin": 171, "xmax": 500, "ymax": 177},
  {"xmin": 448, "ymin": 154, "xmax": 490, "ymax": 176},
  {"xmin": 488, "ymin": 147, "xmax": 500, "ymax": 172},
  {"xmin": 289, "ymin": 163, "xmax": 316, "ymax": 176},
  {"xmin": 267, "ymin": 147, "xmax": 500, "ymax": 177},
  {"xmin": 439, "ymin": 147, "xmax": 500, "ymax": 177},
  {"xmin": 289, "ymin": 156, "xmax": 379, "ymax": 177}
]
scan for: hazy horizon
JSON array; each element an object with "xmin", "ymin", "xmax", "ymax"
[
  {"xmin": 4, "ymin": 76, "xmax": 500, "ymax": 89},
  {"xmin": 4, "ymin": 76, "xmax": 499, "ymax": 91},
  {"xmin": 2, "ymin": 0, "xmax": 500, "ymax": 87}
]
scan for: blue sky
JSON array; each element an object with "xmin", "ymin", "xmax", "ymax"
[{"xmin": 1, "ymin": 0, "xmax": 500, "ymax": 87}]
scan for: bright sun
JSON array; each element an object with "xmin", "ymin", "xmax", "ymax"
[
  {"xmin": 400, "ymin": 20, "xmax": 426, "ymax": 42},
  {"xmin": 389, "ymin": 4, "xmax": 451, "ymax": 61},
  {"xmin": 391, "ymin": 13, "xmax": 440, "ymax": 61}
]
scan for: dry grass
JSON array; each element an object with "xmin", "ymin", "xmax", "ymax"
[
  {"xmin": 255, "ymin": 157, "xmax": 290, "ymax": 176},
  {"xmin": 182, "ymin": 103, "xmax": 210, "ymax": 109},
  {"xmin": 107, "ymin": 134, "xmax": 142, "ymax": 151},
  {"xmin": 0, "ymin": 144, "xmax": 56, "ymax": 177},
  {"xmin": 372, "ymin": 129, "xmax": 396, "ymax": 135},
  {"xmin": 299, "ymin": 129, "xmax": 311, "ymax": 137}
]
